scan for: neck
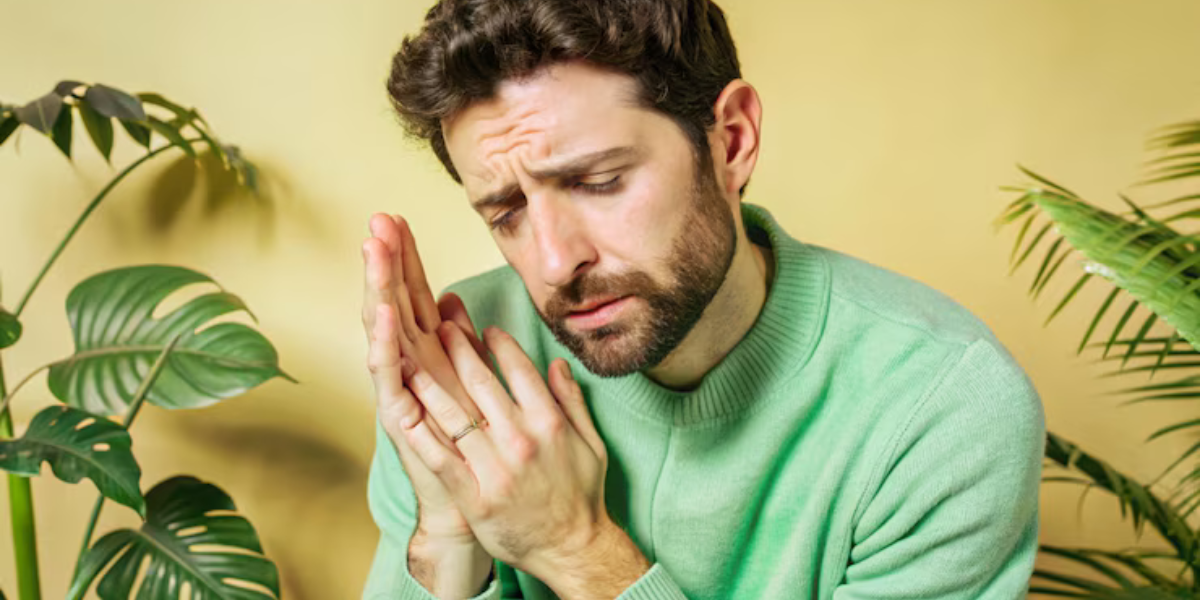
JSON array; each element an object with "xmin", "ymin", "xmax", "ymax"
[{"xmin": 645, "ymin": 218, "xmax": 774, "ymax": 391}]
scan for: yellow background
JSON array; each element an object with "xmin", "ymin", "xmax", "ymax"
[{"xmin": 2, "ymin": 0, "xmax": 1199, "ymax": 597}]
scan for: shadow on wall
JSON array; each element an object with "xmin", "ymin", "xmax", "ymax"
[
  {"xmin": 131, "ymin": 150, "xmax": 333, "ymax": 251},
  {"xmin": 155, "ymin": 404, "xmax": 376, "ymax": 599}
]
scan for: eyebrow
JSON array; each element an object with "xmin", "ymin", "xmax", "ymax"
[{"xmin": 470, "ymin": 146, "xmax": 639, "ymax": 212}]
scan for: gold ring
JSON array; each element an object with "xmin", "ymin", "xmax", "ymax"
[{"xmin": 450, "ymin": 417, "xmax": 487, "ymax": 442}]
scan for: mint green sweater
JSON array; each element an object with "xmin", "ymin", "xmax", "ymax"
[{"xmin": 364, "ymin": 204, "xmax": 1044, "ymax": 599}]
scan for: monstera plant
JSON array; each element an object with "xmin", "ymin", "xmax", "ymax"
[
  {"xmin": 998, "ymin": 119, "xmax": 1200, "ymax": 597},
  {"xmin": 0, "ymin": 82, "xmax": 289, "ymax": 599}
]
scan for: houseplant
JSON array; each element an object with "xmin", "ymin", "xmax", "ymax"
[
  {"xmin": 999, "ymin": 118, "xmax": 1200, "ymax": 597},
  {"xmin": 0, "ymin": 81, "xmax": 289, "ymax": 599}
]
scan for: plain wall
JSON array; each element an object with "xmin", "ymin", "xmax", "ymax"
[{"xmin": 2, "ymin": 0, "xmax": 1199, "ymax": 596}]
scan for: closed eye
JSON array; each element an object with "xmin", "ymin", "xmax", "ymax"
[
  {"xmin": 573, "ymin": 175, "xmax": 622, "ymax": 194},
  {"xmin": 489, "ymin": 206, "xmax": 523, "ymax": 235}
]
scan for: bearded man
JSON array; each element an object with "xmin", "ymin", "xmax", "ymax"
[{"xmin": 360, "ymin": 1, "xmax": 1044, "ymax": 598}]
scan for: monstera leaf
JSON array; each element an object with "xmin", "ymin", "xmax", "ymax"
[
  {"xmin": 48, "ymin": 265, "xmax": 290, "ymax": 416},
  {"xmin": 0, "ymin": 306, "xmax": 20, "ymax": 349},
  {"xmin": 0, "ymin": 405, "xmax": 142, "ymax": 514},
  {"xmin": 67, "ymin": 476, "xmax": 280, "ymax": 600}
]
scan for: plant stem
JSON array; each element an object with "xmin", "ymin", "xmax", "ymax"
[
  {"xmin": 0, "ymin": 364, "xmax": 52, "ymax": 418},
  {"xmin": 0, "ymin": 356, "xmax": 41, "ymax": 600},
  {"xmin": 74, "ymin": 334, "xmax": 180, "ymax": 569},
  {"xmin": 12, "ymin": 139, "xmax": 202, "ymax": 318}
]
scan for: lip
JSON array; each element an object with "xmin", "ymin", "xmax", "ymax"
[
  {"xmin": 566, "ymin": 296, "xmax": 633, "ymax": 330},
  {"xmin": 570, "ymin": 295, "xmax": 624, "ymax": 314}
]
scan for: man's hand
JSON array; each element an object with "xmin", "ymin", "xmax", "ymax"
[
  {"xmin": 404, "ymin": 320, "xmax": 651, "ymax": 597},
  {"xmin": 362, "ymin": 213, "xmax": 492, "ymax": 597}
]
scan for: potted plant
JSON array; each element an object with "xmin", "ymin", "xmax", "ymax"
[
  {"xmin": 999, "ymin": 117, "xmax": 1200, "ymax": 597},
  {"xmin": 0, "ymin": 81, "xmax": 289, "ymax": 599}
]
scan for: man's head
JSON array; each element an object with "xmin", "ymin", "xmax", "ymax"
[{"xmin": 387, "ymin": 0, "xmax": 764, "ymax": 377}]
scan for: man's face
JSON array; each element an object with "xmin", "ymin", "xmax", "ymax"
[{"xmin": 442, "ymin": 61, "xmax": 736, "ymax": 376}]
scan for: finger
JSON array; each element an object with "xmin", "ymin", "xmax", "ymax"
[
  {"xmin": 438, "ymin": 292, "xmax": 488, "ymax": 361},
  {"xmin": 402, "ymin": 418, "xmax": 478, "ymax": 500},
  {"xmin": 438, "ymin": 322, "xmax": 518, "ymax": 432},
  {"xmin": 483, "ymin": 327, "xmax": 562, "ymax": 423},
  {"xmin": 549, "ymin": 358, "xmax": 605, "ymax": 458},
  {"xmin": 362, "ymin": 234, "xmax": 420, "ymax": 341},
  {"xmin": 369, "ymin": 303, "xmax": 424, "ymax": 433},
  {"xmin": 406, "ymin": 357, "xmax": 498, "ymax": 461},
  {"xmin": 395, "ymin": 216, "xmax": 442, "ymax": 334}
]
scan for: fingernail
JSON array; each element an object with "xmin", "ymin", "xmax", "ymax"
[{"xmin": 560, "ymin": 360, "xmax": 572, "ymax": 379}]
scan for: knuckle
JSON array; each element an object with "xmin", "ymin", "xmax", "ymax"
[
  {"xmin": 507, "ymin": 433, "xmax": 538, "ymax": 463},
  {"xmin": 538, "ymin": 414, "xmax": 566, "ymax": 438}
]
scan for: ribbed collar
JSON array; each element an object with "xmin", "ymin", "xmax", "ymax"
[{"xmin": 568, "ymin": 203, "xmax": 830, "ymax": 427}]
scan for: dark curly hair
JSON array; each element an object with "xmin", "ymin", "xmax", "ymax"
[{"xmin": 386, "ymin": 0, "xmax": 743, "ymax": 187}]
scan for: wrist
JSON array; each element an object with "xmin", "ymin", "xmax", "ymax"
[
  {"xmin": 409, "ymin": 526, "xmax": 493, "ymax": 599},
  {"xmin": 532, "ymin": 519, "xmax": 650, "ymax": 600}
]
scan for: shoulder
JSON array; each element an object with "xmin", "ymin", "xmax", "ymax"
[
  {"xmin": 814, "ymin": 245, "xmax": 993, "ymax": 347},
  {"xmin": 808, "ymin": 245, "xmax": 1042, "ymax": 435}
]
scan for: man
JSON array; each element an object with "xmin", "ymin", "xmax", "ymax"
[{"xmin": 361, "ymin": 0, "xmax": 1044, "ymax": 598}]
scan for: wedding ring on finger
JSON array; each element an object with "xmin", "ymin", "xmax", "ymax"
[{"xmin": 450, "ymin": 416, "xmax": 488, "ymax": 443}]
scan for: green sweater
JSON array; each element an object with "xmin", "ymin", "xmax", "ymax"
[{"xmin": 364, "ymin": 203, "xmax": 1044, "ymax": 599}]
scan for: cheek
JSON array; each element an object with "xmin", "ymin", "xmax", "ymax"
[
  {"xmin": 589, "ymin": 174, "xmax": 685, "ymax": 264},
  {"xmin": 497, "ymin": 241, "xmax": 552, "ymax": 309}
]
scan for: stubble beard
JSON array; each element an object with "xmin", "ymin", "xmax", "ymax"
[{"xmin": 536, "ymin": 162, "xmax": 738, "ymax": 377}]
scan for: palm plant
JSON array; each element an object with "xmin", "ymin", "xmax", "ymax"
[
  {"xmin": 0, "ymin": 81, "xmax": 288, "ymax": 599},
  {"xmin": 998, "ymin": 117, "xmax": 1200, "ymax": 597}
]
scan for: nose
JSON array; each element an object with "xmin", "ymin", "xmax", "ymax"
[{"xmin": 529, "ymin": 194, "xmax": 597, "ymax": 288}]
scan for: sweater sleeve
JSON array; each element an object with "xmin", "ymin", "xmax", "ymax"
[
  {"xmin": 362, "ymin": 419, "xmax": 506, "ymax": 600},
  {"xmin": 833, "ymin": 338, "xmax": 1045, "ymax": 600},
  {"xmin": 615, "ymin": 564, "xmax": 689, "ymax": 599}
]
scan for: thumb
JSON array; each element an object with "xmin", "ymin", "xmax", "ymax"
[{"xmin": 548, "ymin": 359, "xmax": 605, "ymax": 459}]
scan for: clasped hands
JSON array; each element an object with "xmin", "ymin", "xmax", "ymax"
[{"xmin": 362, "ymin": 214, "xmax": 644, "ymax": 596}]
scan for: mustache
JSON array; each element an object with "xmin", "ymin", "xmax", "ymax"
[{"xmin": 543, "ymin": 270, "xmax": 658, "ymax": 320}]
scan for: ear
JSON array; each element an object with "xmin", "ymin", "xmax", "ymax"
[{"xmin": 708, "ymin": 80, "xmax": 763, "ymax": 198}]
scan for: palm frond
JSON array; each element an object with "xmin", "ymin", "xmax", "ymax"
[
  {"xmin": 1037, "ymin": 545, "xmax": 1186, "ymax": 592},
  {"xmin": 1044, "ymin": 433, "xmax": 1198, "ymax": 567},
  {"xmin": 1019, "ymin": 187, "xmax": 1200, "ymax": 354}
]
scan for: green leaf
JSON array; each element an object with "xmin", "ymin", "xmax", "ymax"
[
  {"xmin": 1009, "ymin": 212, "xmax": 1037, "ymax": 264},
  {"xmin": 83, "ymin": 84, "xmax": 146, "ymax": 122},
  {"xmin": 1031, "ymin": 190, "xmax": 1200, "ymax": 353},
  {"xmin": 118, "ymin": 119, "xmax": 150, "ymax": 149},
  {"xmin": 53, "ymin": 81, "xmax": 85, "ymax": 98},
  {"xmin": 67, "ymin": 476, "xmax": 280, "ymax": 600},
  {"xmin": 0, "ymin": 405, "xmax": 142, "ymax": 514},
  {"xmin": 47, "ymin": 265, "xmax": 288, "ymax": 417},
  {"xmin": 50, "ymin": 101, "xmax": 73, "ymax": 159},
  {"xmin": 1121, "ymin": 313, "xmax": 1159, "ymax": 367},
  {"xmin": 1046, "ymin": 273, "xmax": 1093, "ymax": 325},
  {"xmin": 146, "ymin": 116, "xmax": 195, "ymax": 158},
  {"xmin": 0, "ymin": 307, "xmax": 21, "ymax": 349},
  {"xmin": 1080, "ymin": 288, "xmax": 1121, "ymax": 354},
  {"xmin": 78, "ymin": 101, "xmax": 113, "ymax": 162},
  {"xmin": 15, "ymin": 92, "xmax": 63, "ymax": 134},
  {"xmin": 1011, "ymin": 221, "xmax": 1053, "ymax": 274},
  {"xmin": 136, "ymin": 92, "xmax": 193, "ymax": 125},
  {"xmin": 1019, "ymin": 165, "xmax": 1079, "ymax": 197},
  {"xmin": 1045, "ymin": 433, "xmax": 1197, "ymax": 565},
  {"xmin": 0, "ymin": 115, "xmax": 19, "ymax": 147}
]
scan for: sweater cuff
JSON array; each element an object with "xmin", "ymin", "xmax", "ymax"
[
  {"xmin": 616, "ymin": 563, "xmax": 687, "ymax": 600},
  {"xmin": 368, "ymin": 576, "xmax": 499, "ymax": 600},
  {"xmin": 366, "ymin": 550, "xmax": 499, "ymax": 600}
]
